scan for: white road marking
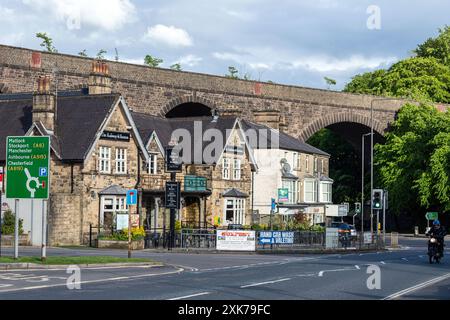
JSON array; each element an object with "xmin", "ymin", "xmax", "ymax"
[
  {"xmin": 383, "ymin": 273, "xmax": 450, "ymax": 300},
  {"xmin": 318, "ymin": 266, "xmax": 360, "ymax": 277},
  {"xmin": 240, "ymin": 278, "xmax": 291, "ymax": 288},
  {"xmin": 0, "ymin": 284, "xmax": 13, "ymax": 288},
  {"xmin": 168, "ymin": 292, "xmax": 211, "ymax": 300},
  {"xmin": 0, "ymin": 267, "xmax": 184, "ymax": 294}
]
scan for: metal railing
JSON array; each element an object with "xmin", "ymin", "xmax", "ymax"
[{"xmin": 180, "ymin": 229, "xmax": 216, "ymax": 249}]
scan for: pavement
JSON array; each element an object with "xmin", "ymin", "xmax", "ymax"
[{"xmin": 0, "ymin": 235, "xmax": 448, "ymax": 300}]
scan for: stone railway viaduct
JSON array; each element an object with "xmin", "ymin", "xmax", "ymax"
[{"xmin": 0, "ymin": 44, "xmax": 427, "ymax": 148}]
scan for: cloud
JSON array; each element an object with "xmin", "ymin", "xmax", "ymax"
[
  {"xmin": 0, "ymin": 5, "xmax": 15, "ymax": 22},
  {"xmin": 213, "ymin": 47, "xmax": 397, "ymax": 73},
  {"xmin": 175, "ymin": 54, "xmax": 202, "ymax": 67},
  {"xmin": 290, "ymin": 55, "xmax": 398, "ymax": 72},
  {"xmin": 22, "ymin": 0, "xmax": 136, "ymax": 31},
  {"xmin": 224, "ymin": 9, "xmax": 255, "ymax": 21},
  {"xmin": 143, "ymin": 24, "xmax": 193, "ymax": 47}
]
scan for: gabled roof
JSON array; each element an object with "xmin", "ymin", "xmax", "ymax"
[
  {"xmin": 56, "ymin": 94, "xmax": 120, "ymax": 161},
  {"xmin": 241, "ymin": 120, "xmax": 330, "ymax": 156},
  {"xmin": 132, "ymin": 113, "xmax": 246, "ymax": 165},
  {"xmin": 222, "ymin": 188, "xmax": 249, "ymax": 198},
  {"xmin": 98, "ymin": 185, "xmax": 128, "ymax": 196},
  {"xmin": 0, "ymin": 99, "xmax": 33, "ymax": 162},
  {"xmin": 222, "ymin": 188, "xmax": 248, "ymax": 198},
  {"xmin": 0, "ymin": 91, "xmax": 120, "ymax": 162}
]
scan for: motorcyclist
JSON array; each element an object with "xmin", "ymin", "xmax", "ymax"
[{"xmin": 426, "ymin": 220, "xmax": 447, "ymax": 256}]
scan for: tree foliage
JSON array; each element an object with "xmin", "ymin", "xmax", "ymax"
[
  {"xmin": 415, "ymin": 26, "xmax": 450, "ymax": 67},
  {"xmin": 36, "ymin": 32, "xmax": 57, "ymax": 53},
  {"xmin": 96, "ymin": 49, "xmax": 107, "ymax": 60},
  {"xmin": 324, "ymin": 76, "xmax": 337, "ymax": 89},
  {"xmin": 375, "ymin": 104, "xmax": 450, "ymax": 215},
  {"xmin": 170, "ymin": 63, "xmax": 182, "ymax": 71},
  {"xmin": 144, "ymin": 55, "xmax": 163, "ymax": 68},
  {"xmin": 344, "ymin": 57, "xmax": 450, "ymax": 103}
]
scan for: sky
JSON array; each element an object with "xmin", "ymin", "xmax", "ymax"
[{"xmin": 0, "ymin": 0, "xmax": 449, "ymax": 90}]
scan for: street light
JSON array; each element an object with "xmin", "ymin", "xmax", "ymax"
[{"xmin": 361, "ymin": 132, "xmax": 372, "ymax": 241}]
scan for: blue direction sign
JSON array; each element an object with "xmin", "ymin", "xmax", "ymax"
[{"xmin": 126, "ymin": 189, "xmax": 138, "ymax": 206}]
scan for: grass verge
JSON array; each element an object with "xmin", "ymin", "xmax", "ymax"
[{"xmin": 0, "ymin": 256, "xmax": 156, "ymax": 265}]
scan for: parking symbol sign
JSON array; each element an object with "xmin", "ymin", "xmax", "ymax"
[{"xmin": 39, "ymin": 167, "xmax": 48, "ymax": 177}]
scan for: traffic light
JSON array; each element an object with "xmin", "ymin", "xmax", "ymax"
[
  {"xmin": 372, "ymin": 189, "xmax": 384, "ymax": 210},
  {"xmin": 355, "ymin": 202, "xmax": 361, "ymax": 214}
]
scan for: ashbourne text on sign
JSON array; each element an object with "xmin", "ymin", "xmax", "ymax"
[{"xmin": 6, "ymin": 136, "xmax": 50, "ymax": 199}]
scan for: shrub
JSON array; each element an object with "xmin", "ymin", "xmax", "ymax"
[
  {"xmin": 1, "ymin": 210, "xmax": 24, "ymax": 235},
  {"xmin": 100, "ymin": 227, "xmax": 146, "ymax": 241}
]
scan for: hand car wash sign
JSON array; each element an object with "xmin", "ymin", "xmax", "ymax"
[{"xmin": 5, "ymin": 136, "xmax": 50, "ymax": 199}]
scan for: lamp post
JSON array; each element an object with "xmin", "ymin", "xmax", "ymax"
[{"xmin": 361, "ymin": 133, "xmax": 372, "ymax": 245}]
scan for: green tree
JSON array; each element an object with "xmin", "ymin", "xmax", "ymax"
[
  {"xmin": 1, "ymin": 210, "xmax": 24, "ymax": 235},
  {"xmin": 226, "ymin": 66, "xmax": 239, "ymax": 79},
  {"xmin": 78, "ymin": 49, "xmax": 88, "ymax": 57},
  {"xmin": 415, "ymin": 26, "xmax": 450, "ymax": 66},
  {"xmin": 375, "ymin": 103, "xmax": 450, "ymax": 219},
  {"xmin": 96, "ymin": 49, "xmax": 107, "ymax": 60},
  {"xmin": 144, "ymin": 55, "xmax": 163, "ymax": 68},
  {"xmin": 324, "ymin": 77, "xmax": 337, "ymax": 89},
  {"xmin": 36, "ymin": 32, "xmax": 57, "ymax": 53},
  {"xmin": 344, "ymin": 57, "xmax": 450, "ymax": 103},
  {"xmin": 170, "ymin": 63, "xmax": 182, "ymax": 71}
]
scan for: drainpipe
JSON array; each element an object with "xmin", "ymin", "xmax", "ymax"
[{"xmin": 251, "ymin": 171, "xmax": 255, "ymax": 224}]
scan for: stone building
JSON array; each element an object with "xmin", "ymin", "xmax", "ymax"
[
  {"xmin": 0, "ymin": 61, "xmax": 149, "ymax": 246},
  {"xmin": 243, "ymin": 120, "xmax": 332, "ymax": 226},
  {"xmin": 133, "ymin": 114, "xmax": 257, "ymax": 230},
  {"xmin": 0, "ymin": 60, "xmax": 332, "ymax": 246}
]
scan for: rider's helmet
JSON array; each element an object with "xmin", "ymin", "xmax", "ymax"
[{"xmin": 433, "ymin": 220, "xmax": 441, "ymax": 226}]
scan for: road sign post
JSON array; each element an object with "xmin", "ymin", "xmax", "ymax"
[
  {"xmin": 6, "ymin": 136, "xmax": 50, "ymax": 260},
  {"xmin": 165, "ymin": 180, "xmax": 181, "ymax": 250},
  {"xmin": 165, "ymin": 146, "xmax": 182, "ymax": 251},
  {"xmin": 126, "ymin": 189, "xmax": 138, "ymax": 258},
  {"xmin": 6, "ymin": 137, "xmax": 50, "ymax": 200}
]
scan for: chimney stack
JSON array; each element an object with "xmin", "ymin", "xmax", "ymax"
[
  {"xmin": 33, "ymin": 75, "xmax": 56, "ymax": 132},
  {"xmin": 88, "ymin": 61, "xmax": 112, "ymax": 95}
]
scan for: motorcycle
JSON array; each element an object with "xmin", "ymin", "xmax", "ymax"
[{"xmin": 428, "ymin": 237, "xmax": 442, "ymax": 264}]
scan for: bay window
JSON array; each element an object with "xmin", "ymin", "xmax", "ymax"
[
  {"xmin": 320, "ymin": 182, "xmax": 332, "ymax": 203},
  {"xmin": 304, "ymin": 179, "xmax": 318, "ymax": 203}
]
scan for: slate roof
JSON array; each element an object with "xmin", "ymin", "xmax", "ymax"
[
  {"xmin": 131, "ymin": 112, "xmax": 239, "ymax": 164},
  {"xmin": 241, "ymin": 120, "xmax": 330, "ymax": 156},
  {"xmin": 0, "ymin": 91, "xmax": 119, "ymax": 162},
  {"xmin": 98, "ymin": 185, "xmax": 128, "ymax": 195},
  {"xmin": 0, "ymin": 99, "xmax": 33, "ymax": 162},
  {"xmin": 222, "ymin": 188, "xmax": 249, "ymax": 198}
]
